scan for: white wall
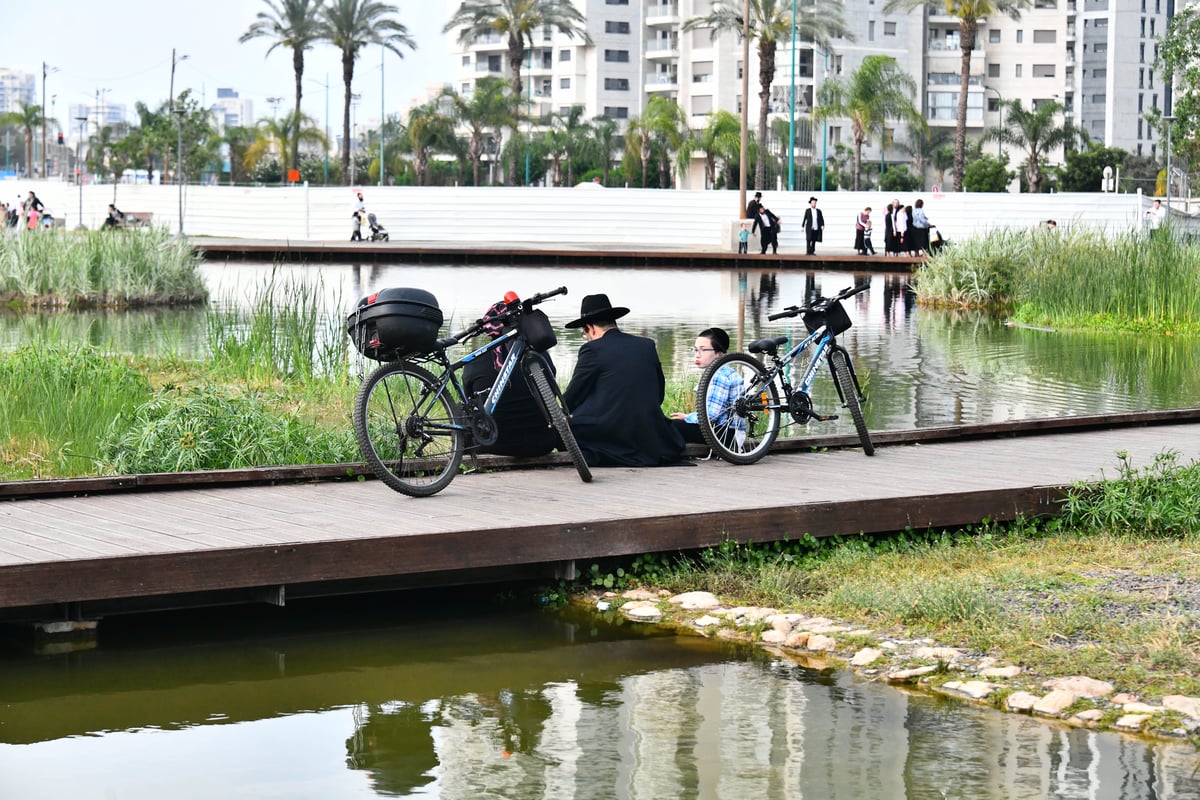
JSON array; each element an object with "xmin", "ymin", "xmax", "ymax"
[{"xmin": 9, "ymin": 179, "xmax": 1165, "ymax": 249}]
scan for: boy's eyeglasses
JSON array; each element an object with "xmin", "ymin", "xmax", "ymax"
[{"xmin": 691, "ymin": 347, "xmax": 714, "ymax": 354}]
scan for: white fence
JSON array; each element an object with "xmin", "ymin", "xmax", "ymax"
[{"xmin": 7, "ymin": 179, "xmax": 1187, "ymax": 249}]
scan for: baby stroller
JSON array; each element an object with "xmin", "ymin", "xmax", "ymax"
[
  {"xmin": 928, "ymin": 226, "xmax": 947, "ymax": 255},
  {"xmin": 365, "ymin": 212, "xmax": 389, "ymax": 242}
]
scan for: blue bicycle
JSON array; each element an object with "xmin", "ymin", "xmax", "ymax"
[
  {"xmin": 695, "ymin": 283, "xmax": 874, "ymax": 464},
  {"xmin": 350, "ymin": 286, "xmax": 591, "ymax": 496}
]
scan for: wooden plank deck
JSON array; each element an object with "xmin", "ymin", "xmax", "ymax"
[{"xmin": 1, "ymin": 421, "xmax": 1198, "ymax": 623}]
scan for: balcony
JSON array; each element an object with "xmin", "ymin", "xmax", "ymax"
[
  {"xmin": 645, "ymin": 2, "xmax": 680, "ymax": 26},
  {"xmin": 646, "ymin": 39, "xmax": 679, "ymax": 59},
  {"xmin": 645, "ymin": 73, "xmax": 679, "ymax": 92}
]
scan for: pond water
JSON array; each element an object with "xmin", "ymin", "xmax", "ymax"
[
  {"xmin": 3, "ymin": 261, "xmax": 1198, "ymax": 440},
  {"xmin": 2, "ymin": 595, "xmax": 1197, "ymax": 800}
]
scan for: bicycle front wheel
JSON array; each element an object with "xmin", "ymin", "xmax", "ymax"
[
  {"xmin": 829, "ymin": 348, "xmax": 874, "ymax": 456},
  {"xmin": 526, "ymin": 358, "xmax": 592, "ymax": 483},
  {"xmin": 353, "ymin": 360, "xmax": 464, "ymax": 497},
  {"xmin": 696, "ymin": 353, "xmax": 781, "ymax": 465}
]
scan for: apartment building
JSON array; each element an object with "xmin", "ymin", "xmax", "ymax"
[{"xmin": 446, "ymin": 0, "xmax": 1174, "ymax": 186}]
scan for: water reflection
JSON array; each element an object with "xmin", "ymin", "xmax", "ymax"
[
  {"xmin": 0, "ymin": 604, "xmax": 1197, "ymax": 799},
  {"xmin": 3, "ymin": 262, "xmax": 1199, "ymax": 439}
]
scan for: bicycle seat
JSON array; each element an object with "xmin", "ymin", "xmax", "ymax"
[{"xmin": 748, "ymin": 336, "xmax": 788, "ymax": 355}]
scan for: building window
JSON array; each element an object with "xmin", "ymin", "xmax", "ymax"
[
  {"xmin": 461, "ymin": 83, "xmax": 470, "ymax": 93},
  {"xmin": 990, "ymin": 30, "xmax": 1001, "ymax": 43},
  {"xmin": 1095, "ymin": 18, "xmax": 1108, "ymax": 27},
  {"xmin": 561, "ymin": 78, "xmax": 571, "ymax": 89},
  {"xmin": 988, "ymin": 97, "xmax": 1001, "ymax": 112},
  {"xmin": 1015, "ymin": 29, "xmax": 1022, "ymax": 42},
  {"xmin": 1150, "ymin": 18, "xmax": 1155, "ymax": 36},
  {"xmin": 868, "ymin": 20, "xmax": 875, "ymax": 40},
  {"xmin": 1091, "ymin": 93, "xmax": 1106, "ymax": 104},
  {"xmin": 829, "ymin": 126, "xmax": 841, "ymax": 145},
  {"xmin": 1033, "ymin": 29, "xmax": 1056, "ymax": 43},
  {"xmin": 692, "ymin": 95, "xmax": 713, "ymax": 115},
  {"xmin": 1034, "ymin": 0, "xmax": 1057, "ymax": 7},
  {"xmin": 559, "ymin": 49, "xmax": 571, "ymax": 61},
  {"xmin": 461, "ymin": 55, "xmax": 470, "ymax": 66},
  {"xmin": 604, "ymin": 77, "xmax": 630, "ymax": 91},
  {"xmin": 1138, "ymin": 43, "xmax": 1143, "ymax": 61},
  {"xmin": 603, "ymin": 106, "xmax": 628, "ymax": 119},
  {"xmin": 988, "ymin": 63, "xmax": 1000, "ymax": 78},
  {"xmin": 488, "ymin": 54, "xmax": 501, "ymax": 72},
  {"xmin": 604, "ymin": 49, "xmax": 630, "ymax": 62},
  {"xmin": 1015, "ymin": 64, "xmax": 1022, "ymax": 77},
  {"xmin": 605, "ymin": 20, "xmax": 630, "ymax": 33},
  {"xmin": 884, "ymin": 21, "xmax": 897, "ymax": 36},
  {"xmin": 605, "ymin": 0, "xmax": 630, "ymax": 4},
  {"xmin": 1138, "ymin": 119, "xmax": 1144, "ymax": 139},
  {"xmin": 927, "ymin": 91, "xmax": 983, "ymax": 121},
  {"xmin": 1093, "ymin": 67, "xmax": 1106, "ymax": 78},
  {"xmin": 1032, "ymin": 64, "xmax": 1055, "ymax": 77},
  {"xmin": 1138, "ymin": 94, "xmax": 1143, "ymax": 112}
]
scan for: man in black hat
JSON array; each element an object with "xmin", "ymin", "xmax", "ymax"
[
  {"xmin": 746, "ymin": 191, "xmax": 763, "ymax": 220},
  {"xmin": 563, "ymin": 295, "xmax": 686, "ymax": 467},
  {"xmin": 801, "ymin": 196, "xmax": 824, "ymax": 255}
]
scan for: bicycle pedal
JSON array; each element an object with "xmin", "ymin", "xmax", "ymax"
[{"xmin": 814, "ymin": 413, "xmax": 838, "ymax": 422}]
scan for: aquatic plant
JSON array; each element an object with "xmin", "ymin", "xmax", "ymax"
[{"xmin": 0, "ymin": 229, "xmax": 207, "ymax": 307}]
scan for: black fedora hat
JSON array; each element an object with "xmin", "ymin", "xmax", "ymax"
[{"xmin": 566, "ymin": 294, "xmax": 630, "ymax": 328}]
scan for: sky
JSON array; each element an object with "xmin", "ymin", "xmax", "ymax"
[{"xmin": 5, "ymin": 0, "xmax": 460, "ymax": 133}]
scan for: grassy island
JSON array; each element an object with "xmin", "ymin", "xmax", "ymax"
[
  {"xmin": 915, "ymin": 229, "xmax": 1200, "ymax": 336},
  {"xmin": 0, "ymin": 229, "xmax": 207, "ymax": 308}
]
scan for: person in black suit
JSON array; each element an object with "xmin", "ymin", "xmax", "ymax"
[
  {"xmin": 462, "ymin": 301, "xmax": 560, "ymax": 457},
  {"xmin": 563, "ymin": 294, "xmax": 686, "ymax": 467},
  {"xmin": 745, "ymin": 191, "xmax": 762, "ymax": 220},
  {"xmin": 752, "ymin": 206, "xmax": 780, "ymax": 254},
  {"xmin": 801, "ymin": 196, "xmax": 825, "ymax": 255}
]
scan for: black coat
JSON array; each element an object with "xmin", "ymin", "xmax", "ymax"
[
  {"xmin": 746, "ymin": 198, "xmax": 762, "ymax": 219},
  {"xmin": 752, "ymin": 209, "xmax": 779, "ymax": 236},
  {"xmin": 802, "ymin": 207, "xmax": 825, "ymax": 241},
  {"xmin": 563, "ymin": 329, "xmax": 684, "ymax": 466}
]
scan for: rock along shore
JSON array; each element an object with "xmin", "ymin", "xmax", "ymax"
[{"xmin": 589, "ymin": 588, "xmax": 1200, "ymax": 745}]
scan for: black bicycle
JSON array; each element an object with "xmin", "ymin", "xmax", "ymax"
[
  {"xmin": 348, "ymin": 286, "xmax": 591, "ymax": 497},
  {"xmin": 695, "ymin": 283, "xmax": 874, "ymax": 464}
]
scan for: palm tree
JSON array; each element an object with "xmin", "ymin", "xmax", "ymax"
[
  {"xmin": 239, "ymin": 0, "xmax": 327, "ymax": 174},
  {"xmin": 897, "ymin": 125, "xmax": 953, "ymax": 188},
  {"xmin": 554, "ymin": 105, "xmax": 592, "ymax": 186},
  {"xmin": 590, "ymin": 116, "xmax": 623, "ymax": 187},
  {"xmin": 815, "ymin": 55, "xmax": 924, "ymax": 191},
  {"xmin": 220, "ymin": 125, "xmax": 260, "ymax": 184},
  {"xmin": 884, "ymin": 0, "xmax": 1032, "ymax": 192},
  {"xmin": 625, "ymin": 96, "xmax": 688, "ymax": 188},
  {"xmin": 0, "ymin": 102, "xmax": 45, "ymax": 177},
  {"xmin": 684, "ymin": 0, "xmax": 850, "ymax": 190},
  {"xmin": 446, "ymin": 77, "xmax": 514, "ymax": 186},
  {"xmin": 246, "ymin": 110, "xmax": 330, "ymax": 181},
  {"xmin": 983, "ymin": 99, "xmax": 1078, "ymax": 193},
  {"xmin": 405, "ymin": 102, "xmax": 457, "ymax": 186},
  {"xmin": 677, "ymin": 110, "xmax": 742, "ymax": 189},
  {"xmin": 321, "ymin": 0, "xmax": 416, "ymax": 184},
  {"xmin": 444, "ymin": 0, "xmax": 589, "ymax": 184}
]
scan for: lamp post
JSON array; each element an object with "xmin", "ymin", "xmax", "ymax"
[
  {"xmin": 983, "ymin": 85, "xmax": 1003, "ymax": 158},
  {"xmin": 351, "ymin": 93, "xmax": 361, "ymax": 185},
  {"xmin": 74, "ymin": 115, "xmax": 87, "ymax": 229},
  {"xmin": 819, "ymin": 49, "xmax": 828, "ymax": 191},
  {"xmin": 41, "ymin": 62, "xmax": 60, "ymax": 179},
  {"xmin": 738, "ymin": 0, "xmax": 749, "ymax": 215},
  {"xmin": 379, "ymin": 45, "xmax": 386, "ymax": 188},
  {"xmin": 167, "ymin": 50, "xmax": 189, "ymax": 184},
  {"xmin": 1163, "ymin": 114, "xmax": 1176, "ymax": 219},
  {"xmin": 787, "ymin": 0, "xmax": 797, "ymax": 192},
  {"xmin": 174, "ymin": 108, "xmax": 186, "ymax": 236},
  {"xmin": 267, "ymin": 97, "xmax": 282, "ymax": 119}
]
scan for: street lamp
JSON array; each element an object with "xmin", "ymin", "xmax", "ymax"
[
  {"xmin": 787, "ymin": 0, "xmax": 797, "ymax": 192},
  {"xmin": 174, "ymin": 108, "xmax": 186, "ymax": 236},
  {"xmin": 1163, "ymin": 114, "xmax": 1176, "ymax": 219},
  {"xmin": 42, "ymin": 62, "xmax": 60, "ymax": 179},
  {"xmin": 307, "ymin": 75, "xmax": 331, "ymax": 185},
  {"xmin": 167, "ymin": 50, "xmax": 189, "ymax": 183},
  {"xmin": 267, "ymin": 97, "xmax": 282, "ymax": 119},
  {"xmin": 379, "ymin": 45, "xmax": 386, "ymax": 188},
  {"xmin": 351, "ymin": 93, "xmax": 361, "ymax": 184},
  {"xmin": 983, "ymin": 85, "xmax": 1003, "ymax": 158},
  {"xmin": 74, "ymin": 115, "xmax": 87, "ymax": 229}
]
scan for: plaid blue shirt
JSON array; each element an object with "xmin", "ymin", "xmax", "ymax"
[{"xmin": 685, "ymin": 365, "xmax": 747, "ymax": 430}]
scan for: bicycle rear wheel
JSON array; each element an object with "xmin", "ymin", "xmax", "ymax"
[
  {"xmin": 696, "ymin": 353, "xmax": 781, "ymax": 465},
  {"xmin": 526, "ymin": 358, "xmax": 593, "ymax": 483},
  {"xmin": 354, "ymin": 360, "xmax": 464, "ymax": 497},
  {"xmin": 829, "ymin": 348, "xmax": 874, "ymax": 456}
]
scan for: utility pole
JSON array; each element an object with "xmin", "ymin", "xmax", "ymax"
[
  {"xmin": 41, "ymin": 62, "xmax": 60, "ymax": 179},
  {"xmin": 165, "ymin": 49, "xmax": 189, "ymax": 184}
]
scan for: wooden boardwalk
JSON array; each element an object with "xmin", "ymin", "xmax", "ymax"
[{"xmin": 1, "ymin": 417, "xmax": 1199, "ymax": 624}]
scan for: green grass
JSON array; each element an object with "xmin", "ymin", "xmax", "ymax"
[
  {"xmin": 915, "ymin": 228, "xmax": 1200, "ymax": 334},
  {"xmin": 0, "ymin": 229, "xmax": 207, "ymax": 307}
]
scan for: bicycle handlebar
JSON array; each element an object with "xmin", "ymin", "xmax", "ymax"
[
  {"xmin": 443, "ymin": 286, "xmax": 569, "ymax": 345},
  {"xmin": 767, "ymin": 283, "xmax": 869, "ymax": 321}
]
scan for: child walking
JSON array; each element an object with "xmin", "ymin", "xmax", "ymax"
[{"xmin": 737, "ymin": 222, "xmax": 749, "ymax": 254}]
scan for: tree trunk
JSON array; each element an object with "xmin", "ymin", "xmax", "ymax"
[
  {"xmin": 954, "ymin": 21, "xmax": 977, "ymax": 192},
  {"xmin": 756, "ymin": 41, "xmax": 777, "ymax": 190},
  {"xmin": 292, "ymin": 48, "xmax": 305, "ymax": 175},
  {"xmin": 508, "ymin": 36, "xmax": 526, "ymax": 186},
  {"xmin": 854, "ymin": 136, "xmax": 863, "ymax": 191},
  {"xmin": 341, "ymin": 50, "xmax": 355, "ymax": 185}
]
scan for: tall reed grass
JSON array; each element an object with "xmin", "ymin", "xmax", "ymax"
[
  {"xmin": 205, "ymin": 267, "xmax": 350, "ymax": 383},
  {"xmin": 0, "ymin": 229, "xmax": 206, "ymax": 306},
  {"xmin": 0, "ymin": 345, "xmax": 152, "ymax": 478},
  {"xmin": 915, "ymin": 228, "xmax": 1200, "ymax": 333}
]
